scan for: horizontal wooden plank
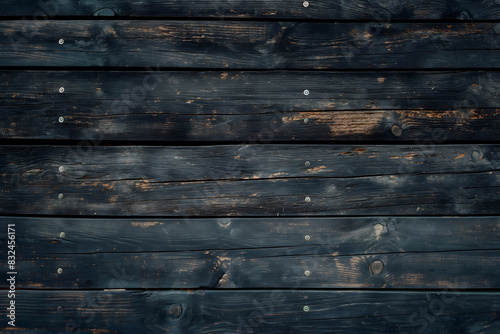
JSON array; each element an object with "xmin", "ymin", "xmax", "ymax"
[
  {"xmin": 1, "ymin": 144, "xmax": 499, "ymax": 216},
  {"xmin": 2, "ymin": 21, "xmax": 500, "ymax": 68},
  {"xmin": 2, "ymin": 70, "xmax": 500, "ymax": 141},
  {"xmin": 2, "ymin": 216, "xmax": 500, "ymax": 289},
  {"xmin": 3, "ymin": 216, "xmax": 500, "ymax": 254},
  {"xmin": 2, "ymin": 290, "xmax": 499, "ymax": 333},
  {"xmin": 2, "ymin": 0, "xmax": 500, "ymax": 20}
]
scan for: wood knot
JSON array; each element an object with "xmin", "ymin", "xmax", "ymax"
[
  {"xmin": 391, "ymin": 124, "xmax": 403, "ymax": 137},
  {"xmin": 167, "ymin": 304, "xmax": 182, "ymax": 319},
  {"xmin": 370, "ymin": 260, "xmax": 384, "ymax": 275}
]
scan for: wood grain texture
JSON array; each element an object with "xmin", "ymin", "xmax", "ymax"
[
  {"xmin": 1, "ymin": 144, "xmax": 499, "ymax": 216},
  {"xmin": 3, "ymin": 216, "xmax": 500, "ymax": 254},
  {"xmin": 2, "ymin": 216, "xmax": 500, "ymax": 289},
  {"xmin": 2, "ymin": 21, "xmax": 500, "ymax": 68},
  {"xmin": 2, "ymin": 0, "xmax": 500, "ymax": 20},
  {"xmin": 2, "ymin": 70, "xmax": 500, "ymax": 141},
  {"xmin": 1, "ymin": 290, "xmax": 499, "ymax": 333}
]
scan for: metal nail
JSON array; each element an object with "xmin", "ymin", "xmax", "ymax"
[
  {"xmin": 304, "ymin": 270, "xmax": 311, "ymax": 276},
  {"xmin": 303, "ymin": 89, "xmax": 310, "ymax": 95},
  {"xmin": 58, "ymin": 39, "xmax": 64, "ymax": 45},
  {"xmin": 304, "ymin": 235, "xmax": 311, "ymax": 241},
  {"xmin": 58, "ymin": 117, "xmax": 64, "ymax": 123},
  {"xmin": 59, "ymin": 166, "xmax": 65, "ymax": 172},
  {"xmin": 59, "ymin": 232, "xmax": 65, "ymax": 238},
  {"xmin": 303, "ymin": 305, "xmax": 310, "ymax": 312},
  {"xmin": 58, "ymin": 193, "xmax": 64, "ymax": 200},
  {"xmin": 305, "ymin": 196, "xmax": 311, "ymax": 202},
  {"xmin": 59, "ymin": 87, "xmax": 65, "ymax": 93},
  {"xmin": 303, "ymin": 117, "xmax": 310, "ymax": 124},
  {"xmin": 303, "ymin": 1, "xmax": 310, "ymax": 8},
  {"xmin": 57, "ymin": 306, "xmax": 63, "ymax": 312},
  {"xmin": 305, "ymin": 161, "xmax": 311, "ymax": 167},
  {"xmin": 57, "ymin": 268, "xmax": 63, "ymax": 274}
]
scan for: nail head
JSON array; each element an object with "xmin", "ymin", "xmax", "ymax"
[
  {"xmin": 303, "ymin": 117, "xmax": 310, "ymax": 124},
  {"xmin": 58, "ymin": 117, "xmax": 64, "ymax": 123},
  {"xmin": 304, "ymin": 270, "xmax": 311, "ymax": 276},
  {"xmin": 57, "ymin": 306, "xmax": 63, "ymax": 312},
  {"xmin": 303, "ymin": 305, "xmax": 310, "ymax": 312},
  {"xmin": 305, "ymin": 161, "xmax": 311, "ymax": 167},
  {"xmin": 57, "ymin": 268, "xmax": 63, "ymax": 274},
  {"xmin": 304, "ymin": 235, "xmax": 311, "ymax": 241},
  {"xmin": 305, "ymin": 196, "xmax": 311, "ymax": 202},
  {"xmin": 303, "ymin": 1, "xmax": 310, "ymax": 7},
  {"xmin": 59, "ymin": 87, "xmax": 65, "ymax": 93},
  {"xmin": 303, "ymin": 89, "xmax": 310, "ymax": 96},
  {"xmin": 58, "ymin": 39, "xmax": 64, "ymax": 45},
  {"xmin": 58, "ymin": 193, "xmax": 64, "ymax": 200},
  {"xmin": 59, "ymin": 166, "xmax": 65, "ymax": 172}
]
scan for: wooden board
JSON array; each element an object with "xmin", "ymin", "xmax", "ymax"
[
  {"xmin": 1, "ymin": 145, "xmax": 499, "ymax": 216},
  {"xmin": 2, "ymin": 21, "xmax": 500, "ymax": 69},
  {"xmin": 4, "ymin": 216, "xmax": 500, "ymax": 254},
  {"xmin": 2, "ymin": 70, "xmax": 500, "ymax": 142},
  {"xmin": 2, "ymin": 0, "xmax": 500, "ymax": 20},
  {"xmin": 2, "ymin": 290, "xmax": 499, "ymax": 333},
  {"xmin": 2, "ymin": 216, "xmax": 500, "ymax": 289}
]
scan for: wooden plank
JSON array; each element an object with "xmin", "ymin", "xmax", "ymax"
[
  {"xmin": 2, "ymin": 290, "xmax": 499, "ymax": 333},
  {"xmin": 2, "ymin": 216, "xmax": 500, "ymax": 289},
  {"xmin": 1, "ymin": 144, "xmax": 499, "ymax": 216},
  {"xmin": 2, "ymin": 0, "xmax": 500, "ymax": 20},
  {"xmin": 2, "ymin": 21, "xmax": 500, "ymax": 68},
  {"xmin": 2, "ymin": 70, "xmax": 500, "ymax": 141},
  {"xmin": 3, "ymin": 216, "xmax": 500, "ymax": 254}
]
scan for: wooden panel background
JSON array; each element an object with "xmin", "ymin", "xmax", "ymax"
[{"xmin": 1, "ymin": 0, "xmax": 500, "ymax": 332}]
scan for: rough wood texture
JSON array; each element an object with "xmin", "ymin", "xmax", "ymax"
[
  {"xmin": 2, "ymin": 0, "xmax": 500, "ymax": 20},
  {"xmin": 2, "ymin": 70, "xmax": 500, "ymax": 141},
  {"xmin": 2, "ymin": 290, "xmax": 499, "ymax": 333},
  {"xmin": 3, "ymin": 216, "xmax": 500, "ymax": 254},
  {"xmin": 2, "ymin": 21, "xmax": 500, "ymax": 68},
  {"xmin": 2, "ymin": 216, "xmax": 500, "ymax": 289},
  {"xmin": 1, "ymin": 145, "xmax": 499, "ymax": 216}
]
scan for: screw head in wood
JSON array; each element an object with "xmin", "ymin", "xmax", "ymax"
[
  {"xmin": 305, "ymin": 196, "xmax": 311, "ymax": 202},
  {"xmin": 303, "ymin": 89, "xmax": 310, "ymax": 95},
  {"xmin": 369, "ymin": 260, "xmax": 384, "ymax": 275},
  {"xmin": 391, "ymin": 124, "xmax": 403, "ymax": 137},
  {"xmin": 58, "ymin": 39, "xmax": 64, "ymax": 45},
  {"xmin": 57, "ymin": 268, "xmax": 63, "ymax": 274},
  {"xmin": 304, "ymin": 234, "xmax": 311, "ymax": 241},
  {"xmin": 57, "ymin": 306, "xmax": 63, "ymax": 312},
  {"xmin": 59, "ymin": 166, "xmax": 65, "ymax": 172},
  {"xmin": 305, "ymin": 161, "xmax": 311, "ymax": 167},
  {"xmin": 303, "ymin": 117, "xmax": 310, "ymax": 124},
  {"xmin": 58, "ymin": 193, "xmax": 64, "ymax": 200},
  {"xmin": 58, "ymin": 117, "xmax": 64, "ymax": 123},
  {"xmin": 59, "ymin": 87, "xmax": 65, "ymax": 93},
  {"xmin": 303, "ymin": 305, "xmax": 310, "ymax": 312},
  {"xmin": 304, "ymin": 270, "xmax": 311, "ymax": 276},
  {"xmin": 303, "ymin": 1, "xmax": 309, "ymax": 7},
  {"xmin": 59, "ymin": 232, "xmax": 65, "ymax": 238}
]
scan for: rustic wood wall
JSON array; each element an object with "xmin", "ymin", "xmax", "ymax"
[{"xmin": 1, "ymin": 1, "xmax": 500, "ymax": 333}]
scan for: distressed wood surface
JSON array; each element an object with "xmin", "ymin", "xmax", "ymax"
[
  {"xmin": 3, "ymin": 216, "xmax": 500, "ymax": 254},
  {"xmin": 1, "ymin": 145, "xmax": 499, "ymax": 216},
  {"xmin": 2, "ymin": 21, "xmax": 500, "ymax": 68},
  {"xmin": 2, "ymin": 0, "xmax": 500, "ymax": 20},
  {"xmin": 2, "ymin": 216, "xmax": 500, "ymax": 289},
  {"xmin": 2, "ymin": 290, "xmax": 499, "ymax": 333},
  {"xmin": 1, "ymin": 70, "xmax": 500, "ymax": 141}
]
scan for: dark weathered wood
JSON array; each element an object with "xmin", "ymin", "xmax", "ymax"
[
  {"xmin": 3, "ymin": 216, "xmax": 500, "ymax": 254},
  {"xmin": 2, "ymin": 290, "xmax": 499, "ymax": 333},
  {"xmin": 1, "ymin": 144, "xmax": 499, "ymax": 216},
  {"xmin": 2, "ymin": 21, "xmax": 500, "ymax": 68},
  {"xmin": 2, "ymin": 0, "xmax": 500, "ymax": 20},
  {"xmin": 2, "ymin": 215, "xmax": 500, "ymax": 289},
  {"xmin": 2, "ymin": 70, "xmax": 500, "ymax": 141}
]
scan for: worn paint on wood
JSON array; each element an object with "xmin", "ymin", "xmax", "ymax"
[
  {"xmin": 2, "ymin": 21, "xmax": 500, "ymax": 68},
  {"xmin": 1, "ymin": 71, "xmax": 500, "ymax": 141}
]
